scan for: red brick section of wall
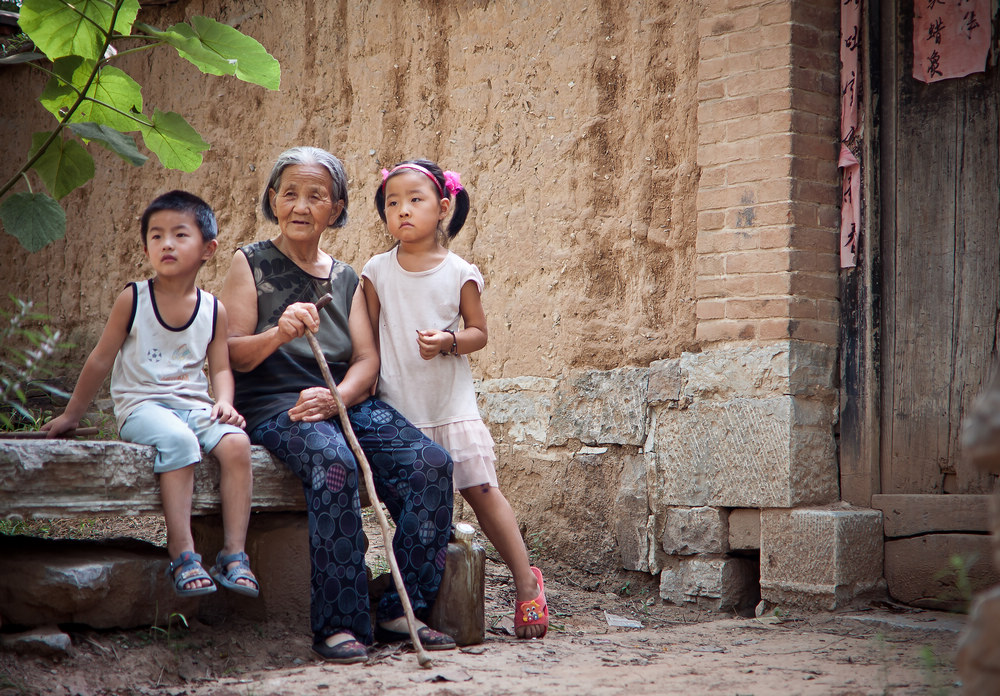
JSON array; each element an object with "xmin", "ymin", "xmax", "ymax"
[{"xmin": 694, "ymin": 0, "xmax": 841, "ymax": 345}]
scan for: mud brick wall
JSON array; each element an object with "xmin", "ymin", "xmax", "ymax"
[{"xmin": 1, "ymin": 1, "xmax": 868, "ymax": 607}]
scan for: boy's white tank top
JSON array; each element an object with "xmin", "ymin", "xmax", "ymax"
[{"xmin": 111, "ymin": 279, "xmax": 217, "ymax": 429}]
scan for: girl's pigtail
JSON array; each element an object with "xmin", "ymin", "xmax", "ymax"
[
  {"xmin": 374, "ymin": 185, "xmax": 388, "ymax": 223},
  {"xmin": 446, "ymin": 188, "xmax": 470, "ymax": 239}
]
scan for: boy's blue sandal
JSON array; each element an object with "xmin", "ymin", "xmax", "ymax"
[
  {"xmin": 210, "ymin": 551, "xmax": 260, "ymax": 598},
  {"xmin": 167, "ymin": 551, "xmax": 217, "ymax": 597}
]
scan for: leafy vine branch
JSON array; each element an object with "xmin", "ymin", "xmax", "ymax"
[
  {"xmin": 0, "ymin": 0, "xmax": 280, "ymax": 252},
  {"xmin": 0, "ymin": 0, "xmax": 120, "ymax": 201}
]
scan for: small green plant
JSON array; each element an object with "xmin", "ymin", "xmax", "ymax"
[
  {"xmin": 919, "ymin": 645, "xmax": 950, "ymax": 696},
  {"xmin": 0, "ymin": 519, "xmax": 27, "ymax": 535},
  {"xmin": 0, "ymin": 517, "xmax": 52, "ymax": 537},
  {"xmin": 0, "ymin": 296, "xmax": 71, "ymax": 430},
  {"xmin": 79, "ymin": 412, "xmax": 118, "ymax": 439},
  {"xmin": 932, "ymin": 552, "xmax": 977, "ymax": 613},
  {"xmin": 527, "ymin": 530, "xmax": 545, "ymax": 562},
  {"xmin": 150, "ymin": 610, "xmax": 189, "ymax": 645},
  {"xmin": 367, "ymin": 554, "xmax": 390, "ymax": 577},
  {"xmin": 0, "ymin": 31, "xmax": 31, "ymax": 58}
]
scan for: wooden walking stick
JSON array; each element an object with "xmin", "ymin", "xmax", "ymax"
[{"xmin": 306, "ymin": 294, "xmax": 433, "ymax": 668}]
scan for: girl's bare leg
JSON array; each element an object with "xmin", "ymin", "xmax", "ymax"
[{"xmin": 460, "ymin": 484, "xmax": 544, "ymax": 639}]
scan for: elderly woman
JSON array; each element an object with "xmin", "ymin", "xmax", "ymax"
[{"xmin": 220, "ymin": 146, "xmax": 456, "ymax": 663}]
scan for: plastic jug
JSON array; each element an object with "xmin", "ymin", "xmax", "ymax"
[{"xmin": 428, "ymin": 522, "xmax": 486, "ymax": 646}]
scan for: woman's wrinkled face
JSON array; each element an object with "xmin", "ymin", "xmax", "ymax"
[{"xmin": 269, "ymin": 163, "xmax": 343, "ymax": 242}]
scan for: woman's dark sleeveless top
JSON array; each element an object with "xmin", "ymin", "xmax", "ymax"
[{"xmin": 233, "ymin": 240, "xmax": 358, "ymax": 431}]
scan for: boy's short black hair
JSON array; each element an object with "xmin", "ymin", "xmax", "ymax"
[{"xmin": 140, "ymin": 190, "xmax": 218, "ymax": 245}]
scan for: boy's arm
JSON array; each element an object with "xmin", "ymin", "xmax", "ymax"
[
  {"xmin": 206, "ymin": 301, "xmax": 245, "ymax": 428},
  {"xmin": 42, "ymin": 286, "xmax": 133, "ymax": 437}
]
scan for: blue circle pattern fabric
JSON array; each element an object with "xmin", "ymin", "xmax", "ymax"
[{"xmin": 251, "ymin": 397, "xmax": 453, "ymax": 645}]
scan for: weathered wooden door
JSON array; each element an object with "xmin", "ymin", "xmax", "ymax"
[
  {"xmin": 881, "ymin": 9, "xmax": 999, "ymax": 497},
  {"xmin": 873, "ymin": 0, "xmax": 1000, "ymax": 608}
]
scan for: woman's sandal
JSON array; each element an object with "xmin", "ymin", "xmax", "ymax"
[
  {"xmin": 374, "ymin": 624, "xmax": 457, "ymax": 651},
  {"xmin": 209, "ymin": 550, "xmax": 260, "ymax": 598},
  {"xmin": 167, "ymin": 551, "xmax": 217, "ymax": 597},
  {"xmin": 312, "ymin": 634, "xmax": 369, "ymax": 664},
  {"xmin": 514, "ymin": 566, "xmax": 549, "ymax": 639}
]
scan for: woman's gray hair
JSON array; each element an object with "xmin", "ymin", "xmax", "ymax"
[{"xmin": 260, "ymin": 146, "xmax": 349, "ymax": 228}]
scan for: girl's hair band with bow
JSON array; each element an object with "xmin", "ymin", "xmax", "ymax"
[{"xmin": 381, "ymin": 164, "xmax": 463, "ymax": 197}]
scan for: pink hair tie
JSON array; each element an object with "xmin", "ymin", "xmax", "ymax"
[{"xmin": 443, "ymin": 170, "xmax": 463, "ymax": 196}]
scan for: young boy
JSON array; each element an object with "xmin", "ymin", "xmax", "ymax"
[{"xmin": 43, "ymin": 190, "xmax": 259, "ymax": 598}]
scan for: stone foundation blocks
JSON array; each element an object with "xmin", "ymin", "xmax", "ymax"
[
  {"xmin": 650, "ymin": 342, "xmax": 839, "ymax": 509},
  {"xmin": 548, "ymin": 367, "xmax": 649, "ymax": 447},
  {"xmin": 661, "ymin": 506, "xmax": 729, "ymax": 555},
  {"xmin": 193, "ymin": 513, "xmax": 311, "ymax": 626},
  {"xmin": 0, "ymin": 536, "xmax": 198, "ymax": 629},
  {"xmin": 613, "ymin": 454, "xmax": 653, "ymax": 572},
  {"xmin": 658, "ymin": 554, "xmax": 757, "ymax": 612},
  {"xmin": 760, "ymin": 506, "xmax": 884, "ymax": 610},
  {"xmin": 728, "ymin": 508, "xmax": 761, "ymax": 550}
]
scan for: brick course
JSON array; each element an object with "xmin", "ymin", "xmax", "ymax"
[{"xmin": 695, "ymin": 0, "xmax": 841, "ymax": 345}]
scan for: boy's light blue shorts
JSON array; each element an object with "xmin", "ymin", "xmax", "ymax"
[{"xmin": 119, "ymin": 402, "xmax": 246, "ymax": 474}]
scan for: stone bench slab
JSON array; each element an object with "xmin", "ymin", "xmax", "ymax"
[{"xmin": 0, "ymin": 440, "xmax": 314, "ymax": 520}]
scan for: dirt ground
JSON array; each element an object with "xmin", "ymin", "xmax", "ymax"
[{"xmin": 0, "ymin": 516, "xmax": 964, "ymax": 696}]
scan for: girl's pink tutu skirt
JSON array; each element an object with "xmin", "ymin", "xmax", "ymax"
[{"xmin": 422, "ymin": 418, "xmax": 498, "ymax": 490}]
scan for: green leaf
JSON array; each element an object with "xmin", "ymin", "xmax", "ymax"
[
  {"xmin": 139, "ymin": 16, "xmax": 279, "ymax": 90},
  {"xmin": 29, "ymin": 132, "xmax": 96, "ymax": 199},
  {"xmin": 39, "ymin": 59, "xmax": 144, "ymax": 133},
  {"xmin": 81, "ymin": 66, "xmax": 144, "ymax": 132},
  {"xmin": 140, "ymin": 109, "xmax": 210, "ymax": 172},
  {"xmin": 0, "ymin": 192, "xmax": 67, "ymax": 252},
  {"xmin": 137, "ymin": 22, "xmax": 236, "ymax": 78},
  {"xmin": 68, "ymin": 122, "xmax": 148, "ymax": 166},
  {"xmin": 19, "ymin": 0, "xmax": 141, "ymax": 61},
  {"xmin": 38, "ymin": 55, "xmax": 84, "ymax": 120}
]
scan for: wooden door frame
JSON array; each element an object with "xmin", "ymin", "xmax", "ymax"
[{"xmin": 839, "ymin": 0, "xmax": 883, "ymax": 508}]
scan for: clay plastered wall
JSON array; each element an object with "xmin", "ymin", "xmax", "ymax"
[{"xmin": 0, "ymin": 0, "xmax": 700, "ymax": 379}]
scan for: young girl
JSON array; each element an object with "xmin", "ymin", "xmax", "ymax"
[{"xmin": 362, "ymin": 159, "xmax": 548, "ymax": 640}]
